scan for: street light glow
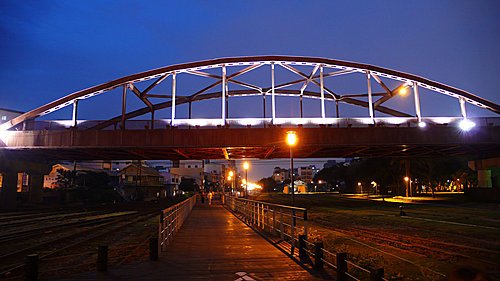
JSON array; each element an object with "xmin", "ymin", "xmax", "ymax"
[
  {"xmin": 404, "ymin": 176, "xmax": 410, "ymax": 182},
  {"xmin": 418, "ymin": 121, "xmax": 427, "ymax": 128},
  {"xmin": 398, "ymin": 86, "xmax": 409, "ymax": 96},
  {"xmin": 459, "ymin": 119, "xmax": 475, "ymax": 131},
  {"xmin": 229, "ymin": 171, "xmax": 234, "ymax": 177},
  {"xmin": 286, "ymin": 131, "xmax": 297, "ymax": 146},
  {"xmin": 243, "ymin": 161, "xmax": 249, "ymax": 170}
]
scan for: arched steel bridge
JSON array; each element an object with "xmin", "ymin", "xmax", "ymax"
[{"xmin": 1, "ymin": 56, "xmax": 499, "ymax": 160}]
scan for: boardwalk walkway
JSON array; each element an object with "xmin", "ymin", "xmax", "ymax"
[{"xmin": 61, "ymin": 203, "xmax": 324, "ymax": 281}]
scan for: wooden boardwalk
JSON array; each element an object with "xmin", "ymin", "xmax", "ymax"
[{"xmin": 60, "ymin": 203, "xmax": 324, "ymax": 281}]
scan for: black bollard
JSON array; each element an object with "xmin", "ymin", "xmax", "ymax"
[
  {"xmin": 25, "ymin": 254, "xmax": 38, "ymax": 281},
  {"xmin": 298, "ymin": 235, "xmax": 307, "ymax": 259},
  {"xmin": 399, "ymin": 205, "xmax": 406, "ymax": 216},
  {"xmin": 314, "ymin": 242, "xmax": 324, "ymax": 270},
  {"xmin": 336, "ymin": 252, "xmax": 347, "ymax": 281},
  {"xmin": 370, "ymin": 267, "xmax": 384, "ymax": 281},
  {"xmin": 97, "ymin": 245, "xmax": 108, "ymax": 272},
  {"xmin": 149, "ymin": 237, "xmax": 159, "ymax": 261}
]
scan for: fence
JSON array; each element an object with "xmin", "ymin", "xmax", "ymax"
[
  {"xmin": 158, "ymin": 195, "xmax": 197, "ymax": 252},
  {"xmin": 224, "ymin": 196, "xmax": 308, "ymax": 255},
  {"xmin": 225, "ymin": 195, "xmax": 387, "ymax": 281}
]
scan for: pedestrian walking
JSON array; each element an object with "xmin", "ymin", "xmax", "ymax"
[{"xmin": 208, "ymin": 191, "xmax": 213, "ymax": 205}]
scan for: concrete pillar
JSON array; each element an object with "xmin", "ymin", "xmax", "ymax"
[
  {"xmin": 477, "ymin": 170, "xmax": 492, "ymax": 188},
  {"xmin": 28, "ymin": 174, "xmax": 44, "ymax": 204},
  {"xmin": 0, "ymin": 172, "xmax": 18, "ymax": 209}
]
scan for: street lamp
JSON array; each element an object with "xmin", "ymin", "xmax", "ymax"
[
  {"xmin": 228, "ymin": 170, "xmax": 234, "ymax": 195},
  {"xmin": 243, "ymin": 161, "xmax": 249, "ymax": 198},
  {"xmin": 404, "ymin": 176, "xmax": 410, "ymax": 197},
  {"xmin": 286, "ymin": 131, "xmax": 297, "ymax": 206}
]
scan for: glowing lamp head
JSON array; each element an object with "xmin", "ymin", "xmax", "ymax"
[
  {"xmin": 286, "ymin": 131, "xmax": 297, "ymax": 146},
  {"xmin": 227, "ymin": 176, "xmax": 232, "ymax": 181},
  {"xmin": 229, "ymin": 171, "xmax": 234, "ymax": 177},
  {"xmin": 357, "ymin": 182, "xmax": 362, "ymax": 186},
  {"xmin": 459, "ymin": 119, "xmax": 475, "ymax": 131},
  {"xmin": 418, "ymin": 121, "xmax": 427, "ymax": 128},
  {"xmin": 243, "ymin": 161, "xmax": 249, "ymax": 170},
  {"xmin": 398, "ymin": 86, "xmax": 408, "ymax": 96},
  {"xmin": 404, "ymin": 176, "xmax": 410, "ymax": 182}
]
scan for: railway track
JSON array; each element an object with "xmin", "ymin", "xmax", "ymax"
[{"xmin": 0, "ymin": 199, "xmax": 184, "ymax": 280}]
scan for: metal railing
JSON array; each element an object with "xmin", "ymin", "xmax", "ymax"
[
  {"xmin": 158, "ymin": 195, "xmax": 197, "ymax": 252},
  {"xmin": 224, "ymin": 196, "xmax": 307, "ymax": 255}
]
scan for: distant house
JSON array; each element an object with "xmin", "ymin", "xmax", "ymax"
[
  {"xmin": 118, "ymin": 163, "xmax": 167, "ymax": 201},
  {"xmin": 0, "ymin": 108, "xmax": 23, "ymax": 124},
  {"xmin": 44, "ymin": 163, "xmax": 117, "ymax": 189}
]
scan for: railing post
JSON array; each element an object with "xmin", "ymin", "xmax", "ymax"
[
  {"xmin": 280, "ymin": 211, "xmax": 284, "ymax": 241},
  {"xmin": 336, "ymin": 252, "xmax": 348, "ymax": 281},
  {"xmin": 298, "ymin": 235, "xmax": 307, "ymax": 259},
  {"xmin": 150, "ymin": 237, "xmax": 159, "ymax": 261},
  {"xmin": 272, "ymin": 209, "xmax": 276, "ymax": 234},
  {"xmin": 25, "ymin": 254, "xmax": 38, "ymax": 281},
  {"xmin": 291, "ymin": 209, "xmax": 296, "ymax": 255},
  {"xmin": 97, "ymin": 245, "xmax": 108, "ymax": 272},
  {"xmin": 159, "ymin": 212, "xmax": 164, "ymax": 251},
  {"xmin": 304, "ymin": 209, "xmax": 308, "ymax": 237},
  {"xmin": 314, "ymin": 242, "xmax": 324, "ymax": 270},
  {"xmin": 370, "ymin": 267, "xmax": 384, "ymax": 281}
]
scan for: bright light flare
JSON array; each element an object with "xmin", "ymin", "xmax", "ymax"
[
  {"xmin": 246, "ymin": 182, "xmax": 262, "ymax": 191},
  {"xmin": 286, "ymin": 131, "xmax": 297, "ymax": 146},
  {"xmin": 229, "ymin": 171, "xmax": 234, "ymax": 177},
  {"xmin": 404, "ymin": 176, "xmax": 409, "ymax": 182},
  {"xmin": 418, "ymin": 121, "xmax": 427, "ymax": 128},
  {"xmin": 459, "ymin": 119, "xmax": 475, "ymax": 131},
  {"xmin": 243, "ymin": 161, "xmax": 249, "ymax": 170},
  {"xmin": 398, "ymin": 86, "xmax": 409, "ymax": 96}
]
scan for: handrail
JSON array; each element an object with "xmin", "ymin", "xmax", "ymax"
[
  {"xmin": 158, "ymin": 195, "xmax": 197, "ymax": 252},
  {"xmin": 224, "ymin": 195, "xmax": 307, "ymax": 256}
]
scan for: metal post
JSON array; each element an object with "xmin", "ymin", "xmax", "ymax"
[
  {"xmin": 222, "ymin": 65, "xmax": 226, "ymax": 124},
  {"xmin": 171, "ymin": 72, "xmax": 176, "ymax": 126},
  {"xmin": 412, "ymin": 82, "xmax": 422, "ymax": 123},
  {"xmin": 271, "ymin": 63, "xmax": 276, "ymax": 124},
  {"xmin": 314, "ymin": 242, "xmax": 324, "ymax": 270},
  {"xmin": 262, "ymin": 92, "xmax": 266, "ymax": 127},
  {"xmin": 320, "ymin": 65, "xmax": 325, "ymax": 118},
  {"xmin": 337, "ymin": 252, "xmax": 348, "ymax": 281},
  {"xmin": 151, "ymin": 110, "xmax": 155, "ymax": 129},
  {"xmin": 72, "ymin": 99, "xmax": 78, "ymax": 128},
  {"xmin": 366, "ymin": 71, "xmax": 374, "ymax": 124},
  {"xmin": 300, "ymin": 92, "xmax": 303, "ymax": 118},
  {"xmin": 149, "ymin": 237, "xmax": 158, "ymax": 261},
  {"xmin": 97, "ymin": 245, "xmax": 108, "ymax": 272},
  {"xmin": 245, "ymin": 169, "xmax": 248, "ymax": 199},
  {"xmin": 370, "ymin": 267, "xmax": 384, "ymax": 281},
  {"xmin": 121, "ymin": 85, "xmax": 127, "ymax": 129},
  {"xmin": 298, "ymin": 235, "xmax": 307, "ymax": 259},
  {"xmin": 25, "ymin": 254, "xmax": 38, "ymax": 281},
  {"xmin": 459, "ymin": 97, "xmax": 467, "ymax": 119},
  {"xmin": 290, "ymin": 146, "xmax": 294, "ymax": 206}
]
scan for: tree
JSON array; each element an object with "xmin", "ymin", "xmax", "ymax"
[
  {"xmin": 179, "ymin": 177, "xmax": 199, "ymax": 192},
  {"xmin": 55, "ymin": 169, "xmax": 77, "ymax": 189},
  {"xmin": 257, "ymin": 177, "xmax": 277, "ymax": 192}
]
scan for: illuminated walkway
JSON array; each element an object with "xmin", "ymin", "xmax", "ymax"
[{"xmin": 62, "ymin": 203, "xmax": 323, "ymax": 280}]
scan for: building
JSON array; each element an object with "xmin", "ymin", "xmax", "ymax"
[
  {"xmin": 118, "ymin": 163, "xmax": 167, "ymax": 200},
  {"xmin": 170, "ymin": 160, "xmax": 204, "ymax": 187},
  {"xmin": 298, "ymin": 165, "xmax": 320, "ymax": 183},
  {"xmin": 44, "ymin": 163, "xmax": 114, "ymax": 189},
  {"xmin": 0, "ymin": 108, "xmax": 23, "ymax": 124},
  {"xmin": 272, "ymin": 167, "xmax": 290, "ymax": 183}
]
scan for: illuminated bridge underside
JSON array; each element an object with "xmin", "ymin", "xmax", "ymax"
[{"xmin": 2, "ymin": 127, "xmax": 499, "ymax": 161}]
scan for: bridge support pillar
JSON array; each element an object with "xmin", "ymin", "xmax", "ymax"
[
  {"xmin": 28, "ymin": 174, "xmax": 44, "ymax": 204},
  {"xmin": 0, "ymin": 172, "xmax": 18, "ymax": 209}
]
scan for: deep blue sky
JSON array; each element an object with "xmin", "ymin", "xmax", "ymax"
[{"xmin": 1, "ymin": 1, "xmax": 499, "ymax": 179}]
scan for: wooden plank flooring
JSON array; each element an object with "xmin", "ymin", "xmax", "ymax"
[{"xmin": 57, "ymin": 203, "xmax": 325, "ymax": 281}]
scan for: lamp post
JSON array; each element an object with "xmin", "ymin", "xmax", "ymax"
[
  {"xmin": 404, "ymin": 176, "xmax": 410, "ymax": 197},
  {"xmin": 286, "ymin": 131, "xmax": 297, "ymax": 206},
  {"xmin": 228, "ymin": 170, "xmax": 234, "ymax": 195},
  {"xmin": 243, "ymin": 162, "xmax": 249, "ymax": 198}
]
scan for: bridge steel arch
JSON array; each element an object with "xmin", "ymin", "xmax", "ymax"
[
  {"xmin": 0, "ymin": 56, "xmax": 499, "ymax": 161},
  {"xmin": 1, "ymin": 56, "xmax": 499, "ymax": 132}
]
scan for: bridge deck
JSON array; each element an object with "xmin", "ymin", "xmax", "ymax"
[{"xmin": 61, "ymin": 203, "xmax": 323, "ymax": 280}]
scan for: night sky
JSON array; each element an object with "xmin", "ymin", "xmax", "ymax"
[{"xmin": 1, "ymin": 1, "xmax": 499, "ymax": 180}]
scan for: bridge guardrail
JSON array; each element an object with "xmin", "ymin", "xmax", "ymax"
[
  {"xmin": 158, "ymin": 195, "xmax": 197, "ymax": 252},
  {"xmin": 224, "ymin": 195, "xmax": 399, "ymax": 281},
  {"xmin": 224, "ymin": 196, "xmax": 308, "ymax": 255}
]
